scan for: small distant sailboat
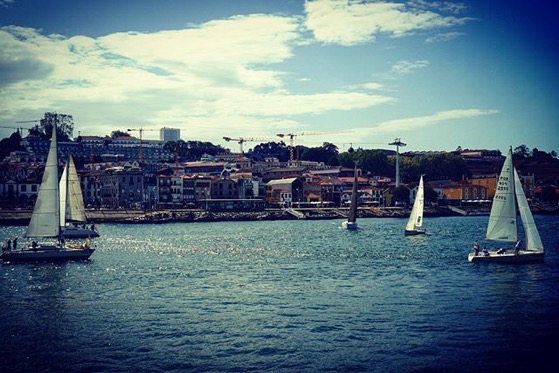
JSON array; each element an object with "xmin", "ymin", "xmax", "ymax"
[
  {"xmin": 404, "ymin": 175, "xmax": 426, "ymax": 236},
  {"xmin": 60, "ymin": 154, "xmax": 99, "ymax": 238},
  {"xmin": 468, "ymin": 147, "xmax": 544, "ymax": 263},
  {"xmin": 0, "ymin": 124, "xmax": 95, "ymax": 262},
  {"xmin": 342, "ymin": 163, "xmax": 359, "ymax": 230}
]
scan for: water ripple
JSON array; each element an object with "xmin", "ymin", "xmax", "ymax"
[{"xmin": 1, "ymin": 216, "xmax": 558, "ymax": 372}]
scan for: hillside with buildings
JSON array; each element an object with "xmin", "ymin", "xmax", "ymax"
[{"xmin": 1, "ymin": 124, "xmax": 558, "ymax": 215}]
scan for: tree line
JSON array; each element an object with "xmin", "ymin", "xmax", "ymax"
[{"xmin": 2, "ymin": 112, "xmax": 557, "ymax": 188}]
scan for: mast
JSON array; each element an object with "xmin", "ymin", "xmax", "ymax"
[{"xmin": 347, "ymin": 162, "xmax": 358, "ymax": 223}]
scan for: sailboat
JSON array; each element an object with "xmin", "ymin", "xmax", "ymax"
[
  {"xmin": 405, "ymin": 175, "xmax": 426, "ymax": 236},
  {"xmin": 0, "ymin": 124, "xmax": 95, "ymax": 262},
  {"xmin": 60, "ymin": 154, "xmax": 99, "ymax": 238},
  {"xmin": 468, "ymin": 147, "xmax": 544, "ymax": 263},
  {"xmin": 342, "ymin": 163, "xmax": 359, "ymax": 230}
]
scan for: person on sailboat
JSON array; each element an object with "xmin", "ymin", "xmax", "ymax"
[
  {"xmin": 58, "ymin": 231, "xmax": 65, "ymax": 248},
  {"xmin": 13, "ymin": 237, "xmax": 17, "ymax": 251},
  {"xmin": 514, "ymin": 240, "xmax": 523, "ymax": 256},
  {"xmin": 473, "ymin": 240, "xmax": 480, "ymax": 256}
]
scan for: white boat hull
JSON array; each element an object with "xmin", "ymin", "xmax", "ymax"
[
  {"xmin": 342, "ymin": 221, "xmax": 358, "ymax": 230},
  {"xmin": 468, "ymin": 250, "xmax": 544, "ymax": 264},
  {"xmin": 1, "ymin": 246, "xmax": 95, "ymax": 262},
  {"xmin": 405, "ymin": 229, "xmax": 426, "ymax": 236},
  {"xmin": 62, "ymin": 226, "xmax": 99, "ymax": 238}
]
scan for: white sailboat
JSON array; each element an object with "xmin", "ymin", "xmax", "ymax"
[
  {"xmin": 468, "ymin": 147, "xmax": 544, "ymax": 263},
  {"xmin": 60, "ymin": 154, "xmax": 99, "ymax": 238},
  {"xmin": 405, "ymin": 175, "xmax": 426, "ymax": 236},
  {"xmin": 342, "ymin": 163, "xmax": 359, "ymax": 230},
  {"xmin": 0, "ymin": 124, "xmax": 95, "ymax": 262}
]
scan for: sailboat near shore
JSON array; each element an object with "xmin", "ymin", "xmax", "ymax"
[
  {"xmin": 341, "ymin": 163, "xmax": 359, "ymax": 230},
  {"xmin": 60, "ymin": 154, "xmax": 99, "ymax": 238},
  {"xmin": 0, "ymin": 124, "xmax": 95, "ymax": 262},
  {"xmin": 468, "ymin": 147, "xmax": 544, "ymax": 263},
  {"xmin": 405, "ymin": 175, "xmax": 426, "ymax": 236}
]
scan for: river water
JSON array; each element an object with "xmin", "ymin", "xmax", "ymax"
[{"xmin": 1, "ymin": 215, "xmax": 558, "ymax": 372}]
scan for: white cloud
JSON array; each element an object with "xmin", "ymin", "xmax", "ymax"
[
  {"xmin": 0, "ymin": 13, "xmax": 396, "ymax": 142},
  {"xmin": 304, "ymin": 0, "xmax": 471, "ymax": 46},
  {"xmin": 0, "ymin": 0, "xmax": 14, "ymax": 8},
  {"xmin": 374, "ymin": 109, "xmax": 500, "ymax": 132},
  {"xmin": 392, "ymin": 60, "xmax": 429, "ymax": 75},
  {"xmin": 425, "ymin": 31, "xmax": 464, "ymax": 43}
]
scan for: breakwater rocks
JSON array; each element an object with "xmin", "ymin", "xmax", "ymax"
[{"xmin": 0, "ymin": 206, "xmax": 465, "ymax": 225}]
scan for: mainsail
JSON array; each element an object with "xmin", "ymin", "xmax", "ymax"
[
  {"xmin": 486, "ymin": 148, "xmax": 517, "ymax": 242},
  {"xmin": 406, "ymin": 175, "xmax": 424, "ymax": 231},
  {"xmin": 26, "ymin": 126, "xmax": 60, "ymax": 238}
]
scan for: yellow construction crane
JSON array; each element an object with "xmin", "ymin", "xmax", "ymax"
[
  {"xmin": 127, "ymin": 127, "xmax": 159, "ymax": 162},
  {"xmin": 223, "ymin": 136, "xmax": 276, "ymax": 155},
  {"xmin": 1, "ymin": 121, "xmax": 37, "ymax": 135},
  {"xmin": 276, "ymin": 130, "xmax": 353, "ymax": 162}
]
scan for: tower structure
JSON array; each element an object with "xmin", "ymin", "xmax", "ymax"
[{"xmin": 389, "ymin": 138, "xmax": 407, "ymax": 187}]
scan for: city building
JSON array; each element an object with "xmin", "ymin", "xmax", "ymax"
[{"xmin": 160, "ymin": 127, "xmax": 180, "ymax": 142}]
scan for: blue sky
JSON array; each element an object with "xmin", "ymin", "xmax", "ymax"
[{"xmin": 1, "ymin": 0, "xmax": 557, "ymax": 154}]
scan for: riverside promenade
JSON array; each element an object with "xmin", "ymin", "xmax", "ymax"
[{"xmin": 0, "ymin": 206, "xmax": 469, "ymax": 225}]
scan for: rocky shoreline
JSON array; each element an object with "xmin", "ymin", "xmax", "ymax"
[{"xmin": 0, "ymin": 206, "xmax": 479, "ymax": 225}]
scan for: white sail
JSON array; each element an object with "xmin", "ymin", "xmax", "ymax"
[
  {"xmin": 59, "ymin": 161, "xmax": 68, "ymax": 227},
  {"xmin": 60, "ymin": 154, "xmax": 87, "ymax": 225},
  {"xmin": 514, "ymin": 168, "xmax": 544, "ymax": 252},
  {"xmin": 486, "ymin": 148, "xmax": 517, "ymax": 242},
  {"xmin": 26, "ymin": 126, "xmax": 60, "ymax": 238},
  {"xmin": 406, "ymin": 175, "xmax": 424, "ymax": 231}
]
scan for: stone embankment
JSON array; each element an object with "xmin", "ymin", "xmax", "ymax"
[{"xmin": 0, "ymin": 206, "xmax": 469, "ymax": 225}]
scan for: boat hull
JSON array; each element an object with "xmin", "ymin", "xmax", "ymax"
[
  {"xmin": 405, "ymin": 229, "xmax": 426, "ymax": 236},
  {"xmin": 342, "ymin": 221, "xmax": 358, "ymax": 230},
  {"xmin": 62, "ymin": 226, "xmax": 100, "ymax": 238},
  {"xmin": 468, "ymin": 251, "xmax": 544, "ymax": 264},
  {"xmin": 1, "ymin": 247, "xmax": 95, "ymax": 262}
]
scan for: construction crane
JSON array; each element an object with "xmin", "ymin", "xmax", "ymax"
[
  {"xmin": 1, "ymin": 122, "xmax": 36, "ymax": 136},
  {"xmin": 222, "ymin": 136, "xmax": 276, "ymax": 155},
  {"xmin": 276, "ymin": 130, "xmax": 353, "ymax": 163},
  {"xmin": 127, "ymin": 127, "xmax": 159, "ymax": 162}
]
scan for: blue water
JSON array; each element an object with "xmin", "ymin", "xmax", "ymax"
[{"xmin": 1, "ymin": 215, "xmax": 558, "ymax": 372}]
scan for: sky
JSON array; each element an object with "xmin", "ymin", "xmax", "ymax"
[{"xmin": 1, "ymin": 0, "xmax": 558, "ymax": 154}]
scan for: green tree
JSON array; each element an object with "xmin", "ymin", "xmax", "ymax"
[
  {"xmin": 531, "ymin": 148, "xmax": 553, "ymax": 162},
  {"xmin": 424, "ymin": 185, "xmax": 439, "ymax": 204},
  {"xmin": 513, "ymin": 145, "xmax": 531, "ymax": 159},
  {"xmin": 300, "ymin": 142, "xmax": 339, "ymax": 165},
  {"xmin": 29, "ymin": 112, "xmax": 74, "ymax": 141},
  {"xmin": 164, "ymin": 140, "xmax": 228, "ymax": 161},
  {"xmin": 345, "ymin": 149, "xmax": 393, "ymax": 177},
  {"xmin": 393, "ymin": 185, "xmax": 411, "ymax": 204},
  {"xmin": 0, "ymin": 131, "xmax": 24, "ymax": 161},
  {"xmin": 111, "ymin": 130, "xmax": 131, "ymax": 138},
  {"xmin": 540, "ymin": 185, "xmax": 558, "ymax": 203},
  {"xmin": 250, "ymin": 141, "xmax": 289, "ymax": 162},
  {"xmin": 401, "ymin": 153, "xmax": 469, "ymax": 182}
]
